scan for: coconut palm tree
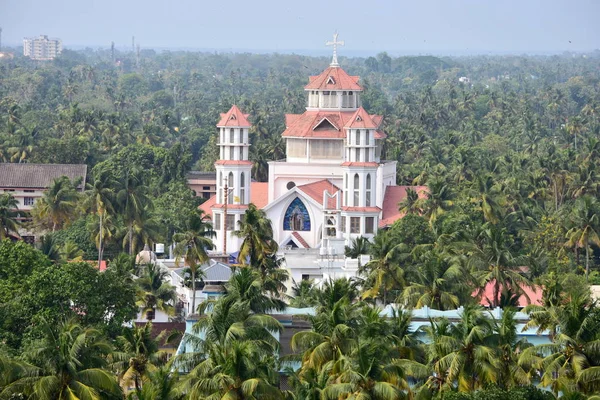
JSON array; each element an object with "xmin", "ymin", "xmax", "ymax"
[
  {"xmin": 32, "ymin": 176, "xmax": 80, "ymax": 232},
  {"xmin": 361, "ymin": 232, "xmax": 406, "ymax": 304},
  {"xmin": 322, "ymin": 339, "xmax": 409, "ymax": 400},
  {"xmin": 115, "ymin": 322, "xmax": 180, "ymax": 391},
  {"xmin": 566, "ymin": 195, "xmax": 600, "ymax": 278},
  {"xmin": 225, "ymin": 266, "xmax": 286, "ymax": 313},
  {"xmin": 401, "ymin": 250, "xmax": 463, "ymax": 310},
  {"xmin": 469, "ymin": 224, "xmax": 530, "ymax": 308},
  {"xmin": 182, "ymin": 340, "xmax": 282, "ymax": 400},
  {"xmin": 398, "ymin": 187, "xmax": 421, "ymax": 215},
  {"xmin": 173, "ymin": 209, "xmax": 215, "ymax": 314},
  {"xmin": 433, "ymin": 305, "xmax": 499, "ymax": 392},
  {"xmin": 1, "ymin": 319, "xmax": 122, "ymax": 400},
  {"xmin": 136, "ymin": 263, "xmax": 177, "ymax": 321},
  {"xmin": 116, "ymin": 168, "xmax": 150, "ymax": 255},
  {"xmin": 234, "ymin": 203, "xmax": 277, "ymax": 269},
  {"xmin": 0, "ymin": 193, "xmax": 20, "ymax": 240},
  {"xmin": 521, "ymin": 290, "xmax": 600, "ymax": 395},
  {"xmin": 83, "ymin": 167, "xmax": 117, "ymax": 269}
]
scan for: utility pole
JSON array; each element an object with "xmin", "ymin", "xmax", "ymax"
[
  {"xmin": 131, "ymin": 36, "xmax": 135, "ymax": 53},
  {"xmin": 223, "ymin": 181, "xmax": 228, "ymax": 256},
  {"xmin": 0, "ymin": 27, "xmax": 3, "ymax": 52},
  {"xmin": 110, "ymin": 41, "xmax": 115, "ymax": 63}
]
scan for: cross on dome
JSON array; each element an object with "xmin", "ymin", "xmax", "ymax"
[{"xmin": 326, "ymin": 32, "xmax": 344, "ymax": 67}]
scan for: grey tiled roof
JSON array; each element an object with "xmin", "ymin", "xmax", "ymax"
[
  {"xmin": 0, "ymin": 163, "xmax": 87, "ymax": 189},
  {"xmin": 187, "ymin": 171, "xmax": 216, "ymax": 179},
  {"xmin": 173, "ymin": 259, "xmax": 232, "ymax": 282},
  {"xmin": 202, "ymin": 260, "xmax": 232, "ymax": 282}
]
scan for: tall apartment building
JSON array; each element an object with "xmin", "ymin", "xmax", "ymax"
[{"xmin": 23, "ymin": 35, "xmax": 62, "ymax": 60}]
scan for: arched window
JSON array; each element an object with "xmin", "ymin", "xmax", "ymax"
[
  {"xmin": 283, "ymin": 198, "xmax": 311, "ymax": 231},
  {"xmin": 229, "ymin": 128, "xmax": 234, "ymax": 143},
  {"xmin": 228, "ymin": 172, "xmax": 234, "ymax": 204},
  {"xmin": 219, "ymin": 172, "xmax": 223, "ymax": 203},
  {"xmin": 240, "ymin": 172, "xmax": 245, "ymax": 203},
  {"xmin": 229, "ymin": 146, "xmax": 235, "ymax": 160},
  {"xmin": 354, "ymin": 129, "xmax": 359, "ymax": 145},
  {"xmin": 366, "ymin": 174, "xmax": 372, "ymax": 206},
  {"xmin": 344, "ymin": 174, "xmax": 348, "ymax": 206},
  {"xmin": 353, "ymin": 173, "xmax": 359, "ymax": 206}
]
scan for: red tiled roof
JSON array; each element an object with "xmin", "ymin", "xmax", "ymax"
[
  {"xmin": 345, "ymin": 108, "xmax": 379, "ymax": 129},
  {"xmin": 217, "ymin": 105, "xmax": 251, "ymax": 128},
  {"xmin": 305, "ymin": 66, "xmax": 362, "ymax": 91},
  {"xmin": 374, "ymin": 130, "xmax": 387, "ymax": 139},
  {"xmin": 199, "ymin": 182, "xmax": 268, "ymax": 218},
  {"xmin": 87, "ymin": 260, "xmax": 107, "ymax": 272},
  {"xmin": 292, "ymin": 232, "xmax": 310, "ymax": 248},
  {"xmin": 475, "ymin": 281, "xmax": 542, "ymax": 308},
  {"xmin": 379, "ymin": 186, "xmax": 428, "ymax": 227},
  {"xmin": 341, "ymin": 206, "xmax": 381, "ymax": 213},
  {"xmin": 214, "ymin": 160, "xmax": 253, "ymax": 166},
  {"xmin": 283, "ymin": 110, "xmax": 382, "ymax": 139},
  {"xmin": 341, "ymin": 162, "xmax": 379, "ymax": 167},
  {"xmin": 297, "ymin": 180, "xmax": 340, "ymax": 209}
]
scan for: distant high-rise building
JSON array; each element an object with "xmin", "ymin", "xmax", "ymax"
[{"xmin": 23, "ymin": 35, "xmax": 62, "ymax": 60}]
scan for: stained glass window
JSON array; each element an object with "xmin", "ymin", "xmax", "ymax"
[{"xmin": 283, "ymin": 198, "xmax": 311, "ymax": 231}]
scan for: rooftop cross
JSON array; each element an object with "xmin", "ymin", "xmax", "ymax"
[{"xmin": 325, "ymin": 32, "xmax": 344, "ymax": 67}]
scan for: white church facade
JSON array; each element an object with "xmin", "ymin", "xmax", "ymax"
[{"xmin": 201, "ymin": 36, "xmax": 426, "ymax": 283}]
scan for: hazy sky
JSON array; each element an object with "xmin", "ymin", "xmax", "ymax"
[{"xmin": 1, "ymin": 0, "xmax": 599, "ymax": 54}]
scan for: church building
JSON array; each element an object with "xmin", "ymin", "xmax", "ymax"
[{"xmin": 201, "ymin": 35, "xmax": 425, "ymax": 280}]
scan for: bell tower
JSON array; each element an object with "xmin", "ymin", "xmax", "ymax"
[{"xmin": 212, "ymin": 105, "xmax": 252, "ymax": 254}]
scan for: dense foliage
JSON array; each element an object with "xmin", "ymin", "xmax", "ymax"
[{"xmin": 1, "ymin": 47, "xmax": 600, "ymax": 398}]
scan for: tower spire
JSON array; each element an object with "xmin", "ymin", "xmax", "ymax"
[{"xmin": 325, "ymin": 32, "xmax": 344, "ymax": 67}]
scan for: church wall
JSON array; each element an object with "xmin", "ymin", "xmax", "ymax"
[
  {"xmin": 267, "ymin": 161, "xmax": 344, "ymax": 203},
  {"xmin": 376, "ymin": 161, "xmax": 398, "ymax": 209},
  {"xmin": 265, "ymin": 192, "xmax": 325, "ymax": 249}
]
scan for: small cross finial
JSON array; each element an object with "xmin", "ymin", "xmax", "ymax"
[{"xmin": 325, "ymin": 32, "xmax": 344, "ymax": 67}]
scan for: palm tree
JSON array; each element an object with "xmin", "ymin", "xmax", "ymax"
[
  {"xmin": 130, "ymin": 360, "xmax": 184, "ymax": 400},
  {"xmin": 566, "ymin": 195, "xmax": 600, "ymax": 278},
  {"xmin": 225, "ymin": 266, "xmax": 286, "ymax": 313},
  {"xmin": 361, "ymin": 231, "xmax": 406, "ymax": 304},
  {"xmin": 115, "ymin": 322, "xmax": 179, "ymax": 391},
  {"xmin": 323, "ymin": 339, "xmax": 408, "ymax": 400},
  {"xmin": 116, "ymin": 169, "xmax": 150, "ymax": 255},
  {"xmin": 398, "ymin": 187, "xmax": 421, "ymax": 215},
  {"xmin": 1, "ymin": 319, "xmax": 122, "ymax": 399},
  {"xmin": 433, "ymin": 305, "xmax": 499, "ymax": 392},
  {"xmin": 233, "ymin": 203, "xmax": 276, "ymax": 269},
  {"xmin": 492, "ymin": 308, "xmax": 531, "ymax": 390},
  {"xmin": 0, "ymin": 193, "xmax": 20, "ymax": 240},
  {"xmin": 469, "ymin": 225, "xmax": 530, "ymax": 308},
  {"xmin": 136, "ymin": 263, "xmax": 177, "ymax": 321},
  {"xmin": 401, "ymin": 250, "xmax": 462, "ymax": 310},
  {"xmin": 32, "ymin": 176, "xmax": 80, "ymax": 232},
  {"xmin": 419, "ymin": 178, "xmax": 454, "ymax": 223},
  {"xmin": 344, "ymin": 236, "xmax": 371, "ymax": 259},
  {"xmin": 289, "ymin": 279, "xmax": 318, "ymax": 308},
  {"xmin": 521, "ymin": 290, "xmax": 600, "ymax": 395},
  {"xmin": 182, "ymin": 340, "xmax": 282, "ymax": 400},
  {"xmin": 173, "ymin": 209, "xmax": 215, "ymax": 314},
  {"xmin": 83, "ymin": 167, "xmax": 117, "ymax": 269}
]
